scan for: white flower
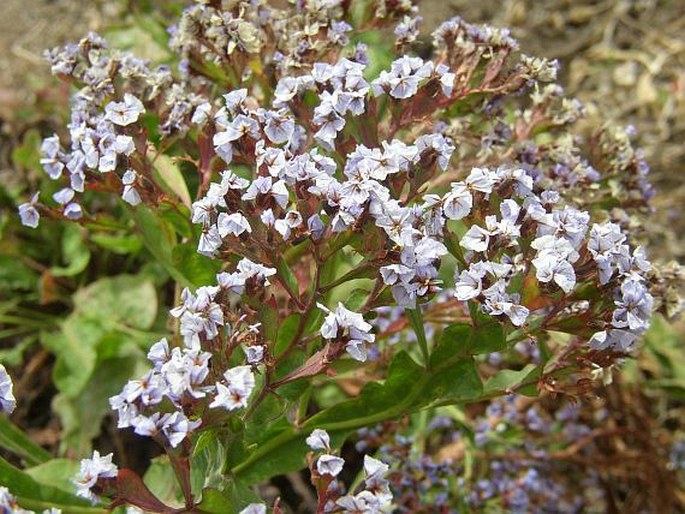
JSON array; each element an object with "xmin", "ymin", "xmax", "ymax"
[
  {"xmin": 191, "ymin": 102, "xmax": 212, "ymax": 125},
  {"xmin": 306, "ymin": 429, "xmax": 331, "ymax": 451},
  {"xmin": 454, "ymin": 264, "xmax": 487, "ymax": 301},
  {"xmin": 443, "ymin": 182, "xmax": 472, "ymax": 220},
  {"xmin": 244, "ymin": 345, "xmax": 265, "ymax": 364},
  {"xmin": 274, "ymin": 210, "xmax": 303, "ymax": 240},
  {"xmin": 198, "ymin": 225, "xmax": 222, "ymax": 256},
  {"xmin": 217, "ymin": 212, "xmax": 252, "ymax": 237},
  {"xmin": 380, "ymin": 264, "xmax": 414, "ymax": 286},
  {"xmin": 104, "ymin": 93, "xmax": 145, "ymax": 126},
  {"xmin": 74, "ymin": 450, "xmax": 118, "ymax": 502},
  {"xmin": 236, "ymin": 258, "xmax": 277, "ymax": 286},
  {"xmin": 466, "ymin": 167, "xmax": 496, "ymax": 194},
  {"xmin": 0, "ymin": 364, "xmax": 16, "ymax": 414},
  {"xmin": 317, "ymin": 454, "xmax": 345, "ymax": 476},
  {"xmin": 209, "ymin": 366, "xmax": 256, "ymax": 411},
  {"xmin": 264, "ymin": 110, "xmax": 295, "ymax": 144},
  {"xmin": 121, "ymin": 169, "xmax": 142, "ymax": 206},
  {"xmin": 460, "ymin": 225, "xmax": 490, "ymax": 253},
  {"xmin": 161, "ymin": 411, "xmax": 202, "ymax": 448},
  {"xmin": 532, "ymin": 253, "xmax": 576, "ymax": 293},
  {"xmin": 318, "ymin": 303, "xmax": 375, "ymax": 361},
  {"xmin": 64, "ymin": 202, "xmax": 83, "ymax": 220},
  {"xmin": 18, "ymin": 192, "xmax": 40, "ymax": 228}
]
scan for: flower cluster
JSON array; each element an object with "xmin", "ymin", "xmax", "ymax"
[
  {"xmin": 307, "ymin": 428, "xmax": 393, "ymax": 512},
  {"xmin": 10, "ymin": 0, "xmax": 681, "ymax": 511}
]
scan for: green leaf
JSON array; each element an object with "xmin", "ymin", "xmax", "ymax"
[
  {"xmin": 483, "ymin": 364, "xmax": 540, "ymax": 397},
  {"xmin": 52, "ymin": 334, "xmax": 142, "ymax": 455},
  {"xmin": 345, "ymin": 288, "xmax": 372, "ymax": 312},
  {"xmin": 25, "ymin": 458, "xmax": 80, "ymax": 494},
  {"xmin": 11, "ymin": 129, "xmax": 41, "ymax": 171},
  {"xmin": 190, "ymin": 435, "xmax": 226, "ymax": 497},
  {"xmin": 159, "ymin": 203, "xmax": 193, "ymax": 239},
  {"xmin": 431, "ymin": 324, "xmax": 471, "ymax": 367},
  {"xmin": 0, "ymin": 417, "xmax": 51, "ymax": 466},
  {"xmin": 143, "ymin": 455, "xmax": 184, "ymax": 507},
  {"xmin": 197, "ymin": 488, "xmax": 235, "ymax": 514},
  {"xmin": 134, "ymin": 206, "xmax": 193, "ymax": 287},
  {"xmin": 90, "ymin": 233, "xmax": 143, "ymax": 255},
  {"xmin": 172, "ymin": 243, "xmax": 222, "ymax": 288},
  {"xmin": 0, "ymin": 255, "xmax": 37, "ymax": 290},
  {"xmin": 233, "ymin": 349, "xmax": 483, "ymax": 484},
  {"xmin": 274, "ymin": 256, "xmax": 300, "ymax": 302},
  {"xmin": 196, "ymin": 479, "xmax": 261, "ymax": 513},
  {"xmin": 73, "ymin": 275, "xmax": 158, "ymax": 330},
  {"xmin": 274, "ymin": 315, "xmax": 300, "ymax": 356},
  {"xmin": 152, "ymin": 153, "xmax": 191, "ymax": 207},
  {"xmin": 433, "ymin": 322, "xmax": 506, "ymax": 358},
  {"xmin": 424, "ymin": 357, "xmax": 482, "ymax": 405},
  {"xmin": 0, "ymin": 456, "xmax": 103, "ymax": 512},
  {"xmin": 51, "ymin": 225, "xmax": 90, "ymax": 278},
  {"xmin": 43, "ymin": 320, "xmax": 100, "ymax": 398},
  {"xmin": 471, "ymin": 321, "xmax": 506, "ymax": 354}
]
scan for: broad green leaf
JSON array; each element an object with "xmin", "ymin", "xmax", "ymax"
[
  {"xmin": 244, "ymin": 393, "xmax": 288, "ymax": 435},
  {"xmin": 274, "ymin": 256, "xmax": 300, "ymax": 302},
  {"xmin": 431, "ymin": 324, "xmax": 471, "ymax": 367},
  {"xmin": 52, "ymin": 335, "xmax": 142, "ymax": 455},
  {"xmin": 144, "ymin": 455, "xmax": 184, "ymax": 507},
  {"xmin": 25, "ymin": 458, "xmax": 80, "ymax": 494},
  {"xmin": 345, "ymin": 288, "xmax": 373, "ymax": 312},
  {"xmin": 434, "ymin": 322, "xmax": 506, "ymax": 358},
  {"xmin": 274, "ymin": 314, "xmax": 300, "ymax": 356},
  {"xmin": 0, "ymin": 255, "xmax": 37, "ymax": 290},
  {"xmin": 172, "ymin": 243, "xmax": 222, "ymax": 288},
  {"xmin": 196, "ymin": 480, "xmax": 261, "ymax": 514},
  {"xmin": 43, "ymin": 319, "xmax": 100, "ymax": 398},
  {"xmin": 0, "ymin": 456, "xmax": 103, "ymax": 512},
  {"xmin": 197, "ymin": 488, "xmax": 234, "ymax": 514},
  {"xmin": 424, "ymin": 358, "xmax": 482, "ymax": 405},
  {"xmin": 471, "ymin": 321, "xmax": 506, "ymax": 354},
  {"xmin": 232, "ymin": 349, "xmax": 483, "ymax": 484},
  {"xmin": 73, "ymin": 275, "xmax": 158, "ymax": 330},
  {"xmin": 51, "ymin": 225, "xmax": 90, "ymax": 278},
  {"xmin": 11, "ymin": 129, "xmax": 41, "ymax": 171},
  {"xmin": 0, "ymin": 417, "xmax": 51, "ymax": 466},
  {"xmin": 190, "ymin": 435, "xmax": 225, "ymax": 496}
]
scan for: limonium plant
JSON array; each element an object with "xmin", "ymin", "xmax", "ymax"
[{"xmin": 5, "ymin": 0, "xmax": 681, "ymax": 512}]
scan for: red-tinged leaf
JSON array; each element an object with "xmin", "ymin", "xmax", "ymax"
[
  {"xmin": 115, "ymin": 469, "xmax": 174, "ymax": 513},
  {"xmin": 271, "ymin": 342, "xmax": 345, "ymax": 388}
]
